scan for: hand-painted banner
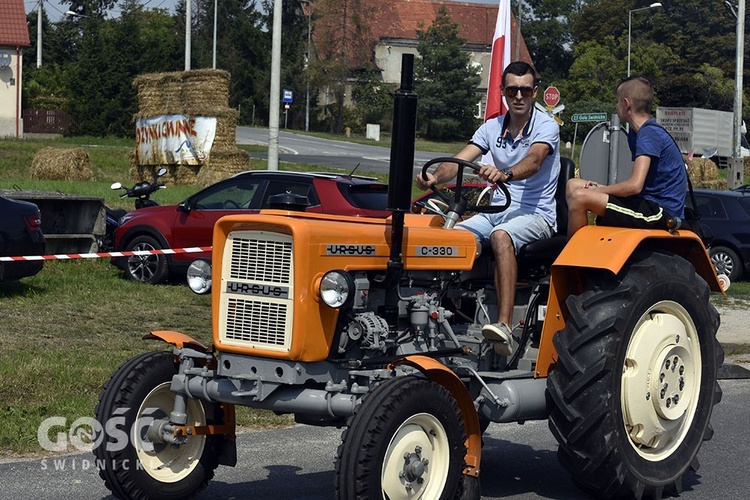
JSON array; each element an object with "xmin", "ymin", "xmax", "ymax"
[{"xmin": 136, "ymin": 115, "xmax": 217, "ymax": 165}]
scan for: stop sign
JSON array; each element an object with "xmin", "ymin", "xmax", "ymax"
[{"xmin": 543, "ymin": 86, "xmax": 560, "ymax": 107}]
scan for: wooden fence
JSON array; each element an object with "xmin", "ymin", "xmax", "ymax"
[{"xmin": 23, "ymin": 109, "xmax": 71, "ymax": 134}]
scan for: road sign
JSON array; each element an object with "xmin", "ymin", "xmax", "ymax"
[
  {"xmin": 543, "ymin": 86, "xmax": 560, "ymax": 107},
  {"xmin": 283, "ymin": 89, "xmax": 294, "ymax": 103},
  {"xmin": 571, "ymin": 112, "xmax": 607, "ymax": 123}
]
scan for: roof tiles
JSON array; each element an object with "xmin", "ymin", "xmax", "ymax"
[{"xmin": 0, "ymin": 0, "xmax": 32, "ymax": 47}]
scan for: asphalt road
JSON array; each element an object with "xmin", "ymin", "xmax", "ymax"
[
  {"xmin": 236, "ymin": 126, "xmax": 452, "ymax": 175},
  {"xmin": 1, "ymin": 379, "xmax": 747, "ymax": 499}
]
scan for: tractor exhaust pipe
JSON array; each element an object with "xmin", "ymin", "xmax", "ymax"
[{"xmin": 382, "ymin": 53, "xmax": 418, "ymax": 289}]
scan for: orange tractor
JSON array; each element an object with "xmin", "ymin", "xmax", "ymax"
[{"xmin": 94, "ymin": 55, "xmax": 723, "ymax": 499}]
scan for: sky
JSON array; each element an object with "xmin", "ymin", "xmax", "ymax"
[{"xmin": 26, "ymin": 0, "xmax": 501, "ymax": 23}]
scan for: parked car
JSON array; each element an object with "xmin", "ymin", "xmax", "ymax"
[
  {"xmin": 0, "ymin": 195, "xmax": 45, "ymax": 281},
  {"xmin": 113, "ymin": 170, "xmax": 390, "ymax": 284},
  {"xmin": 687, "ymin": 188, "xmax": 750, "ymax": 282}
]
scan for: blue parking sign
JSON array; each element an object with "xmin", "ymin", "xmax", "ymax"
[{"xmin": 283, "ymin": 89, "xmax": 293, "ymax": 103}]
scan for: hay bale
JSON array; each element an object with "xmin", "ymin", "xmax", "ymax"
[
  {"xmin": 133, "ymin": 69, "xmax": 230, "ymax": 117},
  {"xmin": 196, "ymin": 147, "xmax": 251, "ymax": 186},
  {"xmin": 132, "ymin": 69, "xmax": 246, "ymax": 185},
  {"xmin": 686, "ymin": 157, "xmax": 719, "ymax": 181},
  {"xmin": 695, "ymin": 179, "xmax": 727, "ymax": 190},
  {"xmin": 31, "ymin": 147, "xmax": 93, "ymax": 181}
]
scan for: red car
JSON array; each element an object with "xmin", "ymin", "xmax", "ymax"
[{"xmin": 114, "ymin": 170, "xmax": 390, "ymax": 284}]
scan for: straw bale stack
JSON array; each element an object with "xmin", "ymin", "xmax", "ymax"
[
  {"xmin": 132, "ymin": 69, "xmax": 246, "ymax": 186},
  {"xmin": 685, "ymin": 157, "xmax": 723, "ymax": 188},
  {"xmin": 196, "ymin": 147, "xmax": 251, "ymax": 186},
  {"xmin": 31, "ymin": 147, "xmax": 93, "ymax": 181}
]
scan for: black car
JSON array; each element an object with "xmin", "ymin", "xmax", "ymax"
[
  {"xmin": 0, "ymin": 195, "xmax": 45, "ymax": 281},
  {"xmin": 688, "ymin": 188, "xmax": 750, "ymax": 282}
]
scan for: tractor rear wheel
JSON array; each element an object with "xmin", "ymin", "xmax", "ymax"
[
  {"xmin": 335, "ymin": 376, "xmax": 469, "ymax": 500},
  {"xmin": 547, "ymin": 251, "xmax": 722, "ymax": 499},
  {"xmin": 94, "ymin": 351, "xmax": 221, "ymax": 499}
]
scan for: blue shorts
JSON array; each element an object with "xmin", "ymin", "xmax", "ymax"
[{"xmin": 458, "ymin": 211, "xmax": 553, "ymax": 254}]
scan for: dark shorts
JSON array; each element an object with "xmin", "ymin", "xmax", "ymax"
[{"xmin": 596, "ymin": 195, "xmax": 667, "ymax": 229}]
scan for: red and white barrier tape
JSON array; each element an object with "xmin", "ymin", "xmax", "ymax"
[{"xmin": 0, "ymin": 246, "xmax": 212, "ymax": 262}]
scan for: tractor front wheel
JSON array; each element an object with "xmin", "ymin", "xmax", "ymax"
[
  {"xmin": 547, "ymin": 251, "xmax": 722, "ymax": 498},
  {"xmin": 94, "ymin": 351, "xmax": 221, "ymax": 499},
  {"xmin": 335, "ymin": 376, "xmax": 469, "ymax": 499}
]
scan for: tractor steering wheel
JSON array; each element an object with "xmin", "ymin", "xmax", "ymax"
[{"xmin": 420, "ymin": 157, "xmax": 511, "ymax": 215}]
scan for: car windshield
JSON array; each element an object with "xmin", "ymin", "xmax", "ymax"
[{"xmin": 340, "ymin": 183, "xmax": 388, "ymax": 210}]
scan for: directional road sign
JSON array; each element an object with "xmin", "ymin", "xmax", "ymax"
[{"xmin": 571, "ymin": 112, "xmax": 607, "ymax": 123}]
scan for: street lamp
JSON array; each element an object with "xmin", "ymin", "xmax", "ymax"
[
  {"xmin": 212, "ymin": 0, "xmax": 217, "ymax": 69},
  {"xmin": 627, "ymin": 2, "xmax": 662, "ymax": 77},
  {"xmin": 299, "ymin": 0, "xmax": 312, "ymax": 132},
  {"xmin": 65, "ymin": 10, "xmax": 89, "ymax": 17}
]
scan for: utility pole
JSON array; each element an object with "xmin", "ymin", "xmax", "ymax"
[
  {"xmin": 268, "ymin": 0, "xmax": 283, "ymax": 170},
  {"xmin": 212, "ymin": 0, "xmax": 217, "ymax": 69},
  {"xmin": 37, "ymin": 0, "xmax": 42, "ymax": 68},
  {"xmin": 728, "ymin": 0, "xmax": 745, "ymax": 189},
  {"xmin": 185, "ymin": 0, "xmax": 192, "ymax": 70}
]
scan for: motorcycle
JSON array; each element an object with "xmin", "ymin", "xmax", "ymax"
[{"xmin": 99, "ymin": 167, "xmax": 168, "ymax": 252}]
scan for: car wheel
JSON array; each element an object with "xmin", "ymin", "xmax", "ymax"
[
  {"xmin": 709, "ymin": 245, "xmax": 742, "ymax": 282},
  {"xmin": 124, "ymin": 235, "xmax": 169, "ymax": 284}
]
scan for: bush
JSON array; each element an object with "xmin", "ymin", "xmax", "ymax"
[{"xmin": 425, "ymin": 117, "xmax": 464, "ymax": 142}]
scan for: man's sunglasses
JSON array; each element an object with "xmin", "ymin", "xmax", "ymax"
[{"xmin": 503, "ymin": 86, "xmax": 535, "ymax": 98}]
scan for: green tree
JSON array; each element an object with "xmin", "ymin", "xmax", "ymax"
[
  {"xmin": 415, "ymin": 6, "xmax": 481, "ymax": 141},
  {"xmin": 313, "ymin": 0, "xmax": 373, "ymax": 133},
  {"xmin": 66, "ymin": 3, "xmax": 181, "ymax": 136},
  {"xmin": 521, "ymin": 0, "xmax": 582, "ymax": 82},
  {"xmin": 351, "ymin": 67, "xmax": 396, "ymax": 131}
]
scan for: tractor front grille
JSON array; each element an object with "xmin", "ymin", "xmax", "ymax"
[{"xmin": 219, "ymin": 231, "xmax": 293, "ymax": 351}]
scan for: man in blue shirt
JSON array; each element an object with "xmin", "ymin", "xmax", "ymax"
[
  {"xmin": 416, "ymin": 61, "xmax": 561, "ymax": 356},
  {"xmin": 566, "ymin": 75, "xmax": 686, "ymax": 237}
]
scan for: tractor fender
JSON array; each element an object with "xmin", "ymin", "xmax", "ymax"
[
  {"xmin": 144, "ymin": 330, "xmax": 212, "ymax": 353},
  {"xmin": 391, "ymin": 355, "xmax": 481, "ymax": 478},
  {"xmin": 552, "ymin": 225, "xmax": 720, "ymax": 289},
  {"xmin": 535, "ymin": 225, "xmax": 723, "ymax": 378}
]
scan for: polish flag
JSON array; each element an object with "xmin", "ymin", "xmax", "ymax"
[{"xmin": 484, "ymin": 0, "xmax": 512, "ymax": 121}]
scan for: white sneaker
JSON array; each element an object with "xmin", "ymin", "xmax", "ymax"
[{"xmin": 481, "ymin": 322, "xmax": 513, "ymax": 356}]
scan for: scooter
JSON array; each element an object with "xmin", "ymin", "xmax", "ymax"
[{"xmin": 99, "ymin": 168, "xmax": 168, "ymax": 252}]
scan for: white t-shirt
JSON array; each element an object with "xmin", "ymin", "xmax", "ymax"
[{"xmin": 469, "ymin": 109, "xmax": 561, "ymax": 230}]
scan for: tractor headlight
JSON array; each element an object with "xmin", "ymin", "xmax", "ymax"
[
  {"xmin": 187, "ymin": 259, "xmax": 212, "ymax": 294},
  {"xmin": 319, "ymin": 270, "xmax": 354, "ymax": 308}
]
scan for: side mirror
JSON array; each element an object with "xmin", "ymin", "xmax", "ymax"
[
  {"xmin": 156, "ymin": 167, "xmax": 168, "ymax": 177},
  {"xmin": 187, "ymin": 259, "xmax": 212, "ymax": 294},
  {"xmin": 110, "ymin": 182, "xmax": 123, "ymax": 190},
  {"xmin": 178, "ymin": 199, "xmax": 192, "ymax": 212}
]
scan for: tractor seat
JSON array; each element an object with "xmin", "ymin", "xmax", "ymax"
[
  {"xmin": 467, "ymin": 157, "xmax": 575, "ymax": 283},
  {"xmin": 516, "ymin": 157, "xmax": 575, "ymax": 279}
]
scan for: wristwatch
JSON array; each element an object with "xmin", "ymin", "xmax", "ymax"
[{"xmin": 501, "ymin": 168, "xmax": 514, "ymax": 181}]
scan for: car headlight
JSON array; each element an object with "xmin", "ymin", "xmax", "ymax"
[
  {"xmin": 187, "ymin": 259, "xmax": 212, "ymax": 294},
  {"xmin": 319, "ymin": 270, "xmax": 354, "ymax": 308}
]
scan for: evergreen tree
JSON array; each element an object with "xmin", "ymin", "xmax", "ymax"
[{"xmin": 415, "ymin": 6, "xmax": 481, "ymax": 141}]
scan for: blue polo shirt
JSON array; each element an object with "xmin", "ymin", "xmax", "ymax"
[
  {"xmin": 469, "ymin": 109, "xmax": 561, "ymax": 230},
  {"xmin": 629, "ymin": 119, "xmax": 687, "ymax": 218}
]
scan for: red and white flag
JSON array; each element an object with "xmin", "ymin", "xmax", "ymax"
[{"xmin": 484, "ymin": 0, "xmax": 512, "ymax": 121}]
